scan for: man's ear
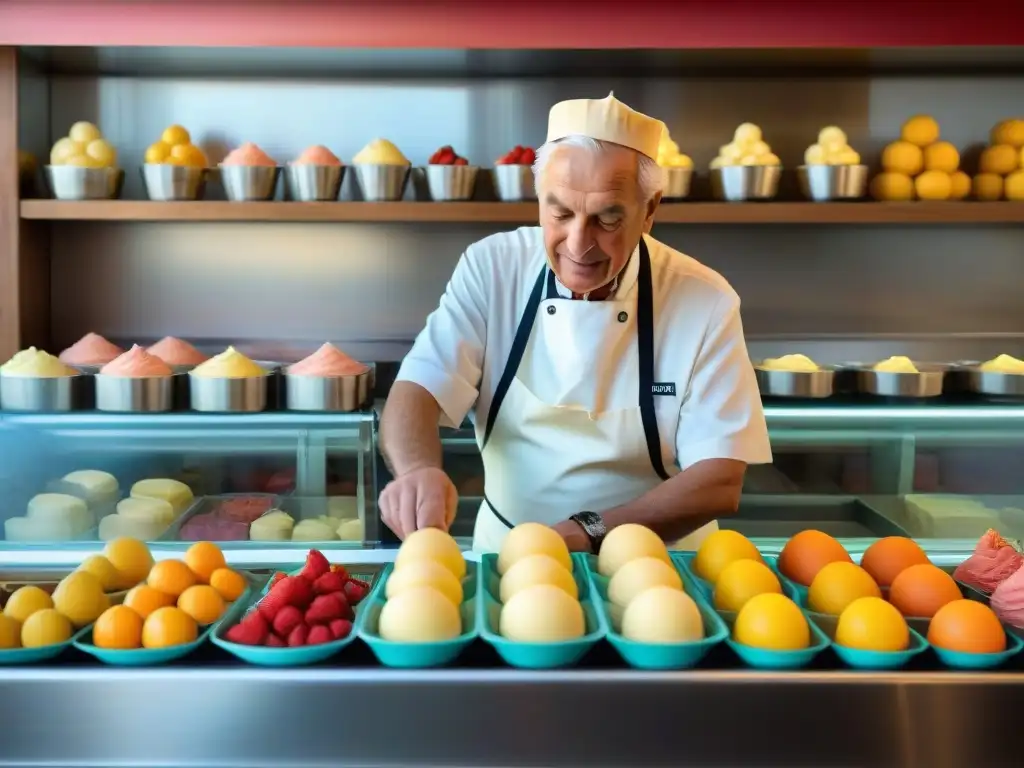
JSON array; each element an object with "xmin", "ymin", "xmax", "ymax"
[{"xmin": 642, "ymin": 191, "xmax": 663, "ymax": 233}]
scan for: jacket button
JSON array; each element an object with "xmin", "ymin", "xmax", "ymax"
[
  {"xmin": 618, "ymin": 311, "xmax": 628, "ymax": 322},
  {"xmin": 547, "ymin": 305, "xmax": 556, "ymax": 315}
]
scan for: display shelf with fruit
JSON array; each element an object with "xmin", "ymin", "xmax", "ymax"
[
  {"xmin": 799, "ymin": 126, "xmax": 868, "ymax": 201},
  {"xmin": 425, "ymin": 145, "xmax": 478, "ymax": 202},
  {"xmin": 972, "ymin": 118, "xmax": 1024, "ymax": 202},
  {"xmin": 871, "ymin": 115, "xmax": 972, "ymax": 202},
  {"xmin": 494, "ymin": 145, "xmax": 538, "ymax": 202},
  {"xmin": 141, "ymin": 124, "xmax": 210, "ymax": 202},
  {"xmin": 45, "ymin": 121, "xmax": 123, "ymax": 201}
]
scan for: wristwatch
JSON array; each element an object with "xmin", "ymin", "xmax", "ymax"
[{"xmin": 569, "ymin": 511, "xmax": 607, "ymax": 553}]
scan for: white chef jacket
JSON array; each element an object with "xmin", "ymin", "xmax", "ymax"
[{"xmin": 396, "ymin": 226, "xmax": 772, "ymax": 472}]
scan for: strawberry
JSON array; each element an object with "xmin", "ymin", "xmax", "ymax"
[
  {"xmin": 305, "ymin": 593, "xmax": 344, "ymax": 625},
  {"xmin": 258, "ymin": 575, "xmax": 313, "ymax": 621},
  {"xmin": 300, "ymin": 550, "xmax": 331, "ymax": 582},
  {"xmin": 343, "ymin": 578, "xmax": 370, "ymax": 606},
  {"xmin": 312, "ymin": 571, "xmax": 347, "ymax": 596},
  {"xmin": 225, "ymin": 612, "xmax": 268, "ymax": 646},
  {"xmin": 329, "ymin": 618, "xmax": 353, "ymax": 640},
  {"xmin": 521, "ymin": 148, "xmax": 536, "ymax": 165},
  {"xmin": 272, "ymin": 605, "xmax": 303, "ymax": 637},
  {"xmin": 287, "ymin": 623, "xmax": 309, "ymax": 647},
  {"xmin": 333, "ymin": 590, "xmax": 354, "ymax": 620},
  {"xmin": 330, "ymin": 564, "xmax": 349, "ymax": 579},
  {"xmin": 265, "ymin": 633, "xmax": 285, "ymax": 647},
  {"xmin": 428, "ymin": 149, "xmax": 442, "ymax": 164},
  {"xmin": 454, "ymin": 157, "xmax": 468, "ymax": 166},
  {"xmin": 307, "ymin": 625, "xmax": 333, "ymax": 645},
  {"xmin": 269, "ymin": 571, "xmax": 287, "ymax": 589}
]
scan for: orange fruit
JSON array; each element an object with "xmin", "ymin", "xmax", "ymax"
[
  {"xmin": 93, "ymin": 605, "xmax": 143, "ymax": 649},
  {"xmin": 103, "ymin": 537, "xmax": 154, "ymax": 590},
  {"xmin": 123, "ymin": 584, "xmax": 174, "ymax": 619},
  {"xmin": 184, "ymin": 541, "xmax": 226, "ymax": 584},
  {"xmin": 148, "ymin": 560, "xmax": 196, "ymax": 598},
  {"xmin": 733, "ymin": 593, "xmax": 810, "ymax": 650},
  {"xmin": 692, "ymin": 530, "xmax": 763, "ymax": 584},
  {"xmin": 808, "ymin": 562, "xmax": 881, "ymax": 616},
  {"xmin": 928, "ymin": 599, "xmax": 1007, "ymax": 654},
  {"xmin": 142, "ymin": 607, "xmax": 198, "ymax": 649},
  {"xmin": 835, "ymin": 597, "xmax": 909, "ymax": 652},
  {"xmin": 209, "ymin": 568, "xmax": 247, "ymax": 602},
  {"xmin": 889, "ymin": 564, "xmax": 962, "ymax": 618},
  {"xmin": 860, "ymin": 537, "xmax": 930, "ymax": 587},
  {"xmin": 778, "ymin": 530, "xmax": 853, "ymax": 586},
  {"xmin": 177, "ymin": 585, "xmax": 225, "ymax": 625},
  {"xmin": 52, "ymin": 571, "xmax": 110, "ymax": 628}
]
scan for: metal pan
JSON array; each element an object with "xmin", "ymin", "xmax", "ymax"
[
  {"xmin": 754, "ymin": 365, "xmax": 835, "ymax": 398},
  {"xmin": 963, "ymin": 366, "xmax": 1024, "ymax": 397},
  {"xmin": 855, "ymin": 363, "xmax": 947, "ymax": 398},
  {"xmin": 0, "ymin": 374, "xmax": 88, "ymax": 411}
]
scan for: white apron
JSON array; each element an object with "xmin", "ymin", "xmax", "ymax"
[{"xmin": 472, "ymin": 238, "xmax": 718, "ymax": 553}]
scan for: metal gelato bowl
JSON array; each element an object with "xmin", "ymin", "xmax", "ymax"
[
  {"xmin": 493, "ymin": 164, "xmax": 536, "ymax": 201},
  {"xmin": 94, "ymin": 375, "xmax": 175, "ymax": 412},
  {"xmin": 797, "ymin": 165, "xmax": 868, "ymax": 201},
  {"xmin": 0, "ymin": 374, "xmax": 86, "ymax": 411},
  {"xmin": 284, "ymin": 165, "xmax": 345, "ymax": 202},
  {"xmin": 219, "ymin": 165, "xmax": 281, "ymax": 201},
  {"xmin": 425, "ymin": 165, "xmax": 479, "ymax": 201},
  {"xmin": 353, "ymin": 164, "xmax": 410, "ymax": 201},
  {"xmin": 189, "ymin": 375, "xmax": 270, "ymax": 412},
  {"xmin": 710, "ymin": 165, "xmax": 781, "ymax": 202},
  {"xmin": 141, "ymin": 164, "xmax": 208, "ymax": 201},
  {"xmin": 44, "ymin": 166, "xmax": 124, "ymax": 200},
  {"xmin": 662, "ymin": 167, "xmax": 693, "ymax": 200},
  {"xmin": 284, "ymin": 370, "xmax": 372, "ymax": 412}
]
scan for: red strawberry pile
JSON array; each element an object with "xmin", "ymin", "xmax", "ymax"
[
  {"xmin": 224, "ymin": 549, "xmax": 371, "ymax": 647},
  {"xmin": 428, "ymin": 145, "xmax": 469, "ymax": 166},
  {"xmin": 495, "ymin": 145, "xmax": 536, "ymax": 166}
]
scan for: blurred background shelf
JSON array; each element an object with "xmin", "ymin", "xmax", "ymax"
[{"xmin": 20, "ymin": 200, "xmax": 1024, "ymax": 224}]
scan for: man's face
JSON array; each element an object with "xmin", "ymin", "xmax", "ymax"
[{"xmin": 538, "ymin": 143, "xmax": 660, "ymax": 296}]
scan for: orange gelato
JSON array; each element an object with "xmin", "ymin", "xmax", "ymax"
[
  {"xmin": 59, "ymin": 333, "xmax": 124, "ymax": 366},
  {"xmin": 221, "ymin": 142, "xmax": 276, "ymax": 167},
  {"xmin": 288, "ymin": 343, "xmax": 369, "ymax": 377},
  {"xmin": 292, "ymin": 145, "xmax": 343, "ymax": 166},
  {"xmin": 147, "ymin": 336, "xmax": 208, "ymax": 366},
  {"xmin": 100, "ymin": 345, "xmax": 173, "ymax": 378},
  {"xmin": 953, "ymin": 529, "xmax": 1024, "ymax": 594}
]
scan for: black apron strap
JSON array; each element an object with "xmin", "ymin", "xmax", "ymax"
[
  {"xmin": 545, "ymin": 268, "xmax": 560, "ymax": 300},
  {"xmin": 482, "ymin": 264, "xmax": 547, "ymax": 449},
  {"xmin": 482, "ymin": 493, "xmax": 516, "ymax": 529},
  {"xmin": 636, "ymin": 238, "xmax": 671, "ymax": 481}
]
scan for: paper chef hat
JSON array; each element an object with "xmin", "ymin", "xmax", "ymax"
[{"xmin": 546, "ymin": 92, "xmax": 665, "ymax": 160}]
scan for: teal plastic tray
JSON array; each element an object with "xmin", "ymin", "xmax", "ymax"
[
  {"xmin": 582, "ymin": 554, "xmax": 727, "ymax": 670},
  {"xmin": 673, "ymin": 552, "xmax": 800, "ymax": 608},
  {"xmin": 811, "ymin": 613, "xmax": 929, "ymax": 670},
  {"xmin": 723, "ymin": 606, "xmax": 831, "ymax": 670},
  {"xmin": 931, "ymin": 630, "xmax": 1024, "ymax": 670},
  {"xmin": 0, "ymin": 623, "xmax": 92, "ymax": 665},
  {"xmin": 479, "ymin": 553, "xmax": 607, "ymax": 669},
  {"xmin": 360, "ymin": 563, "xmax": 478, "ymax": 668},
  {"xmin": 74, "ymin": 589, "xmax": 251, "ymax": 666}
]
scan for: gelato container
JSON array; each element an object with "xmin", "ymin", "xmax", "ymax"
[
  {"xmin": 798, "ymin": 165, "xmax": 868, "ymax": 201},
  {"xmin": 425, "ymin": 165, "xmax": 479, "ymax": 201},
  {"xmin": 856, "ymin": 362, "xmax": 947, "ymax": 398},
  {"xmin": 44, "ymin": 165, "xmax": 124, "ymax": 200},
  {"xmin": 95, "ymin": 345, "xmax": 175, "ymax": 412},
  {"xmin": 1, "ymin": 349, "xmax": 85, "ymax": 411},
  {"xmin": 353, "ymin": 138, "xmax": 410, "ymax": 201},
  {"xmin": 284, "ymin": 343, "xmax": 372, "ymax": 412},
  {"xmin": 662, "ymin": 168, "xmax": 693, "ymax": 200},
  {"xmin": 141, "ymin": 164, "xmax": 208, "ymax": 201},
  {"xmin": 710, "ymin": 165, "xmax": 781, "ymax": 202},
  {"xmin": 189, "ymin": 347, "xmax": 270, "ymax": 412},
  {"xmin": 285, "ymin": 146, "xmax": 345, "ymax": 201},
  {"xmin": 493, "ymin": 164, "xmax": 537, "ymax": 202},
  {"xmin": 59, "ymin": 333, "xmax": 124, "ymax": 368}
]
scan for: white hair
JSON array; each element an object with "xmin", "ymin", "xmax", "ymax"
[{"xmin": 531, "ymin": 134, "xmax": 664, "ymax": 201}]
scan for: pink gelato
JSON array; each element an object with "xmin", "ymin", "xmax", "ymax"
[
  {"xmin": 215, "ymin": 495, "xmax": 275, "ymax": 523},
  {"xmin": 59, "ymin": 333, "xmax": 125, "ymax": 366},
  {"xmin": 288, "ymin": 343, "xmax": 369, "ymax": 377},
  {"xmin": 100, "ymin": 344, "xmax": 173, "ymax": 377},
  {"xmin": 953, "ymin": 529, "xmax": 1024, "ymax": 594},
  {"xmin": 221, "ymin": 142, "xmax": 276, "ymax": 167},
  {"xmin": 292, "ymin": 145, "xmax": 343, "ymax": 166},
  {"xmin": 991, "ymin": 563, "xmax": 1024, "ymax": 629},
  {"xmin": 179, "ymin": 513, "xmax": 249, "ymax": 542},
  {"xmin": 147, "ymin": 336, "xmax": 209, "ymax": 366}
]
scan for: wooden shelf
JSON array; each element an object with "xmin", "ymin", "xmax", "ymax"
[{"xmin": 19, "ymin": 200, "xmax": 1024, "ymax": 225}]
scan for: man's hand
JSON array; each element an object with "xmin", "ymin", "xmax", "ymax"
[
  {"xmin": 379, "ymin": 467, "xmax": 458, "ymax": 540},
  {"xmin": 552, "ymin": 518, "xmax": 593, "ymax": 553}
]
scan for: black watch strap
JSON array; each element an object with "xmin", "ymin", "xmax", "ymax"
[{"xmin": 569, "ymin": 511, "xmax": 607, "ymax": 553}]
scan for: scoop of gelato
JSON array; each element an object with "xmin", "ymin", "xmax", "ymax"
[
  {"xmin": 221, "ymin": 142, "xmax": 276, "ymax": 167},
  {"xmin": 353, "ymin": 138, "xmax": 409, "ymax": 165},
  {"xmin": 215, "ymin": 495, "xmax": 275, "ymax": 524},
  {"xmin": 1, "ymin": 348, "xmax": 76, "ymax": 378},
  {"xmin": 990, "ymin": 563, "xmax": 1024, "ymax": 629},
  {"xmin": 980, "ymin": 354, "xmax": 1024, "ymax": 374},
  {"xmin": 100, "ymin": 345, "xmax": 173, "ymax": 378},
  {"xmin": 292, "ymin": 145, "xmax": 343, "ymax": 166},
  {"xmin": 873, "ymin": 355, "xmax": 919, "ymax": 374},
  {"xmin": 179, "ymin": 513, "xmax": 249, "ymax": 542},
  {"xmin": 147, "ymin": 336, "xmax": 208, "ymax": 366},
  {"xmin": 288, "ymin": 343, "xmax": 369, "ymax": 377},
  {"xmin": 656, "ymin": 128, "xmax": 693, "ymax": 169},
  {"xmin": 190, "ymin": 346, "xmax": 266, "ymax": 379},
  {"xmin": 760, "ymin": 354, "xmax": 820, "ymax": 373},
  {"xmin": 59, "ymin": 333, "xmax": 124, "ymax": 366},
  {"xmin": 953, "ymin": 529, "xmax": 1024, "ymax": 594}
]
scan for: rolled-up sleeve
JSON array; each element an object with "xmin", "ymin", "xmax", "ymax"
[
  {"xmin": 675, "ymin": 295, "xmax": 772, "ymax": 470},
  {"xmin": 396, "ymin": 249, "xmax": 488, "ymax": 428}
]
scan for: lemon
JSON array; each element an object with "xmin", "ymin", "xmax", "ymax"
[
  {"xmin": 103, "ymin": 537, "xmax": 154, "ymax": 589},
  {"xmin": 78, "ymin": 555, "xmax": 121, "ymax": 592},
  {"xmin": 973, "ymin": 173, "xmax": 1004, "ymax": 201},
  {"xmin": 734, "ymin": 593, "xmax": 810, "ymax": 650},
  {"xmin": 161, "ymin": 124, "xmax": 191, "ymax": 146},
  {"xmin": 949, "ymin": 171, "xmax": 971, "ymax": 200},
  {"xmin": 808, "ymin": 561, "xmax": 881, "ymax": 616},
  {"xmin": 85, "ymin": 139, "xmax": 117, "ymax": 168},
  {"xmin": 1005, "ymin": 170, "xmax": 1024, "ymax": 201},
  {"xmin": 914, "ymin": 170, "xmax": 953, "ymax": 201},
  {"xmin": 53, "ymin": 571, "xmax": 110, "ymax": 628},
  {"xmin": 65, "ymin": 154, "xmax": 102, "ymax": 168},
  {"xmin": 0, "ymin": 615, "xmax": 21, "ymax": 648},
  {"xmin": 49, "ymin": 137, "xmax": 85, "ymax": 165},
  {"xmin": 170, "ymin": 143, "xmax": 207, "ymax": 168},
  {"xmin": 991, "ymin": 119, "xmax": 1024, "ymax": 148},
  {"xmin": 692, "ymin": 530, "xmax": 763, "ymax": 584},
  {"xmin": 145, "ymin": 141, "xmax": 171, "ymax": 164},
  {"xmin": 714, "ymin": 559, "xmax": 782, "ymax": 613},
  {"xmin": 900, "ymin": 115, "xmax": 940, "ymax": 147},
  {"xmin": 870, "ymin": 172, "xmax": 914, "ymax": 201},
  {"xmin": 68, "ymin": 121, "xmax": 102, "ymax": 144},
  {"xmin": 881, "ymin": 141, "xmax": 923, "ymax": 176},
  {"xmin": 923, "ymin": 142, "xmax": 959, "ymax": 173},
  {"xmin": 4, "ymin": 585, "xmax": 54, "ymax": 623},
  {"xmin": 21, "ymin": 609, "xmax": 72, "ymax": 648},
  {"xmin": 980, "ymin": 144, "xmax": 1018, "ymax": 176},
  {"xmin": 836, "ymin": 597, "xmax": 909, "ymax": 651}
]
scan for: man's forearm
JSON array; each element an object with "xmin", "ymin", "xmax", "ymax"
[
  {"xmin": 602, "ymin": 459, "xmax": 746, "ymax": 541},
  {"xmin": 379, "ymin": 381, "xmax": 445, "ymax": 478}
]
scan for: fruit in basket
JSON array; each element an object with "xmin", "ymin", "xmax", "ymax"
[
  {"xmin": 210, "ymin": 568, "xmax": 247, "ymax": 602},
  {"xmin": 178, "ymin": 585, "xmax": 226, "ymax": 626},
  {"xmin": 225, "ymin": 612, "xmax": 269, "ymax": 646},
  {"xmin": 713, "ymin": 559, "xmax": 782, "ymax": 613},
  {"xmin": 622, "ymin": 585, "xmax": 703, "ymax": 643},
  {"xmin": 596, "ymin": 524, "xmax": 670, "ymax": 578},
  {"xmin": 396, "ymin": 527, "xmax": 467, "ymax": 579},
  {"xmin": 497, "ymin": 523, "xmax": 571, "ymax": 576},
  {"xmin": 807, "ymin": 562, "xmax": 881, "ymax": 616},
  {"xmin": 386, "ymin": 559, "xmax": 463, "ymax": 607},
  {"xmin": 607, "ymin": 557, "xmax": 681, "ymax": 609},
  {"xmin": 53, "ymin": 571, "xmax": 110, "ymax": 628},
  {"xmin": 148, "ymin": 560, "xmax": 197, "ymax": 598},
  {"xmin": 928, "ymin": 599, "xmax": 1006, "ymax": 653},
  {"xmin": 692, "ymin": 529, "xmax": 763, "ymax": 583},
  {"xmin": 889, "ymin": 563, "xmax": 962, "ymax": 618},
  {"xmin": 429, "ymin": 145, "xmax": 469, "ymax": 165},
  {"xmin": 0, "ymin": 615, "xmax": 21, "ymax": 649},
  {"xmin": 923, "ymin": 141, "xmax": 960, "ymax": 174},
  {"xmin": 103, "ymin": 537, "xmax": 154, "ymax": 589},
  {"xmin": 500, "ymin": 553, "xmax": 579, "ymax": 603},
  {"xmin": 123, "ymin": 584, "xmax": 174, "ymax": 619},
  {"xmin": 4, "ymin": 586, "xmax": 54, "ymax": 623},
  {"xmin": 93, "ymin": 605, "xmax": 143, "ymax": 649},
  {"xmin": 185, "ymin": 541, "xmax": 227, "ymax": 584},
  {"xmin": 778, "ymin": 530, "xmax": 852, "ymax": 586},
  {"xmin": 78, "ymin": 555, "xmax": 120, "ymax": 592},
  {"xmin": 733, "ymin": 593, "xmax": 810, "ymax": 650},
  {"xmin": 496, "ymin": 145, "xmax": 536, "ymax": 166},
  {"xmin": 142, "ymin": 606, "xmax": 198, "ymax": 648},
  {"xmin": 21, "ymin": 609, "xmax": 72, "ymax": 648},
  {"xmin": 258, "ymin": 575, "xmax": 313, "ymax": 622},
  {"xmin": 312, "ymin": 570, "xmax": 347, "ymax": 595},
  {"xmin": 859, "ymin": 537, "xmax": 930, "ymax": 588},
  {"xmin": 499, "ymin": 584, "xmax": 583, "ymax": 642},
  {"xmin": 380, "ymin": 585, "xmax": 462, "ymax": 642},
  {"xmin": 835, "ymin": 596, "xmax": 909, "ymax": 651}
]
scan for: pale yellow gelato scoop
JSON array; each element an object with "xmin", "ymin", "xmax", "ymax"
[
  {"xmin": 760, "ymin": 354, "xmax": 820, "ymax": 373},
  {"xmin": 656, "ymin": 129, "xmax": 693, "ymax": 169},
  {"xmin": 874, "ymin": 356, "xmax": 919, "ymax": 374},
  {"xmin": 804, "ymin": 125, "xmax": 862, "ymax": 166},
  {"xmin": 711, "ymin": 123, "xmax": 781, "ymax": 168},
  {"xmin": 353, "ymin": 139, "xmax": 409, "ymax": 166},
  {"xmin": 1, "ymin": 348, "xmax": 77, "ymax": 378},
  {"xmin": 190, "ymin": 346, "xmax": 266, "ymax": 379},
  {"xmin": 291, "ymin": 517, "xmax": 338, "ymax": 542},
  {"xmin": 249, "ymin": 510, "xmax": 295, "ymax": 542},
  {"xmin": 980, "ymin": 354, "xmax": 1024, "ymax": 374}
]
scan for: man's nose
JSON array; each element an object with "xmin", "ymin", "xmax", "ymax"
[{"xmin": 564, "ymin": 221, "xmax": 594, "ymax": 258}]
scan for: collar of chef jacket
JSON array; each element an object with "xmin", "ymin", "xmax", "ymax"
[{"xmin": 549, "ymin": 243, "xmax": 640, "ymax": 301}]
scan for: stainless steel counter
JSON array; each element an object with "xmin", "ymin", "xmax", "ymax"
[{"xmin": 2, "ymin": 644, "xmax": 1022, "ymax": 768}]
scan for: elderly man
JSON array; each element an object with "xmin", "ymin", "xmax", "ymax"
[{"xmin": 379, "ymin": 93, "xmax": 771, "ymax": 554}]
